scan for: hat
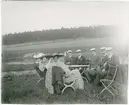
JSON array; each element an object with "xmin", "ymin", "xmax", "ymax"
[
  {"xmin": 67, "ymin": 50, "xmax": 72, "ymax": 53},
  {"xmin": 33, "ymin": 53, "xmax": 45, "ymax": 59},
  {"xmin": 106, "ymin": 47, "xmax": 113, "ymax": 51},
  {"xmin": 45, "ymin": 53, "xmax": 54, "ymax": 59},
  {"xmin": 76, "ymin": 49, "xmax": 82, "ymax": 53},
  {"xmin": 90, "ymin": 48, "xmax": 96, "ymax": 51},
  {"xmin": 53, "ymin": 53, "xmax": 64, "ymax": 57},
  {"xmin": 100, "ymin": 47, "xmax": 106, "ymax": 50}
]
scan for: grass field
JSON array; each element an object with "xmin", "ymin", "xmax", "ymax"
[
  {"xmin": 2, "ymin": 74, "xmax": 127, "ymax": 104},
  {"xmin": 2, "ymin": 37, "xmax": 128, "ymax": 63}
]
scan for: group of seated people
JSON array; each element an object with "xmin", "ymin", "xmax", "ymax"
[{"xmin": 33, "ymin": 47, "xmax": 123, "ymax": 95}]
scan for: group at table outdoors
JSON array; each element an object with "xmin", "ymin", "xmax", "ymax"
[{"xmin": 33, "ymin": 47, "xmax": 123, "ymax": 95}]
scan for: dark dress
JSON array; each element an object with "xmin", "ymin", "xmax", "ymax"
[
  {"xmin": 52, "ymin": 66, "xmax": 65, "ymax": 95},
  {"xmin": 34, "ymin": 63, "xmax": 47, "ymax": 81},
  {"xmin": 64, "ymin": 56, "xmax": 76, "ymax": 65}
]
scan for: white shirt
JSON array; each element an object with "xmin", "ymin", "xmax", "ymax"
[
  {"xmin": 108, "ymin": 53, "xmax": 113, "ymax": 59},
  {"xmin": 78, "ymin": 55, "xmax": 82, "ymax": 59}
]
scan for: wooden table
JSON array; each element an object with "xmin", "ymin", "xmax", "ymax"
[{"xmin": 67, "ymin": 65, "xmax": 90, "ymax": 68}]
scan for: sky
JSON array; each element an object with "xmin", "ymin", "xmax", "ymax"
[{"xmin": 1, "ymin": 1, "xmax": 129, "ymax": 35}]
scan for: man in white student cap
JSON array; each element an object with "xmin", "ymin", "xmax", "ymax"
[
  {"xmin": 67, "ymin": 50, "xmax": 72, "ymax": 53},
  {"xmin": 90, "ymin": 48, "xmax": 96, "ymax": 52},
  {"xmin": 106, "ymin": 47, "xmax": 114, "ymax": 59},
  {"xmin": 64, "ymin": 50, "xmax": 75, "ymax": 65},
  {"xmin": 75, "ymin": 49, "xmax": 87, "ymax": 65},
  {"xmin": 90, "ymin": 48, "xmax": 100, "ymax": 67},
  {"xmin": 84, "ymin": 48, "xmax": 100, "ymax": 83},
  {"xmin": 100, "ymin": 47, "xmax": 107, "ymax": 56}
]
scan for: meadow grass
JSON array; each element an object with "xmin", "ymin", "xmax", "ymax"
[
  {"xmin": 2, "ymin": 63, "xmax": 34, "ymax": 72},
  {"xmin": 2, "ymin": 37, "xmax": 128, "ymax": 63},
  {"xmin": 2, "ymin": 74, "xmax": 127, "ymax": 104}
]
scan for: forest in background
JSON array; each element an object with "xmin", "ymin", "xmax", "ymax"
[{"xmin": 2, "ymin": 25, "xmax": 116, "ymax": 45}]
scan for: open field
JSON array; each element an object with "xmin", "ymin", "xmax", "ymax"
[{"xmin": 2, "ymin": 37, "xmax": 128, "ymax": 63}]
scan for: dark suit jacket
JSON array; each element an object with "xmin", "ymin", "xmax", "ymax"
[
  {"xmin": 64, "ymin": 56, "xmax": 76, "ymax": 65},
  {"xmin": 107, "ymin": 54, "xmax": 124, "ymax": 84},
  {"xmin": 34, "ymin": 63, "xmax": 47, "ymax": 79},
  {"xmin": 90, "ymin": 55, "xmax": 100, "ymax": 68},
  {"xmin": 107, "ymin": 54, "xmax": 120, "ymax": 66},
  {"xmin": 75, "ymin": 55, "xmax": 87, "ymax": 65},
  {"xmin": 52, "ymin": 66, "xmax": 64, "ymax": 85},
  {"xmin": 99, "ymin": 55, "xmax": 109, "ymax": 70}
]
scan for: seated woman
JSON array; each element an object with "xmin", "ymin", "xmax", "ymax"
[
  {"xmin": 33, "ymin": 53, "xmax": 48, "ymax": 82},
  {"xmin": 45, "ymin": 53, "xmax": 84, "ymax": 95},
  {"xmin": 45, "ymin": 54, "xmax": 64, "ymax": 95},
  {"xmin": 57, "ymin": 55, "xmax": 84, "ymax": 90}
]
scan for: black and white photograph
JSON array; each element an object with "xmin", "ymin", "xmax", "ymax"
[{"xmin": 1, "ymin": 1, "xmax": 129, "ymax": 104}]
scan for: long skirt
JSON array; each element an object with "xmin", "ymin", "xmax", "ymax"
[{"xmin": 64, "ymin": 69, "xmax": 84, "ymax": 90}]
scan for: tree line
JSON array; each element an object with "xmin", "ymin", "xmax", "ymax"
[{"xmin": 2, "ymin": 25, "xmax": 116, "ymax": 45}]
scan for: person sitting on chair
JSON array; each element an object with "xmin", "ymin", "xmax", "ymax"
[
  {"xmin": 74, "ymin": 49, "xmax": 88, "ymax": 73},
  {"xmin": 106, "ymin": 47, "xmax": 123, "ymax": 84},
  {"xmin": 33, "ymin": 53, "xmax": 48, "ymax": 83},
  {"xmin": 45, "ymin": 53, "xmax": 65, "ymax": 95},
  {"xmin": 94, "ymin": 47, "xmax": 109, "ymax": 85},
  {"xmin": 64, "ymin": 50, "xmax": 76, "ymax": 65},
  {"xmin": 58, "ymin": 56, "xmax": 84, "ymax": 90},
  {"xmin": 84, "ymin": 48, "xmax": 100, "ymax": 83}
]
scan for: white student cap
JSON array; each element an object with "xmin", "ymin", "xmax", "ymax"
[
  {"xmin": 33, "ymin": 53, "xmax": 45, "ymax": 59},
  {"xmin": 90, "ymin": 48, "xmax": 96, "ymax": 51},
  {"xmin": 106, "ymin": 47, "xmax": 113, "ymax": 51},
  {"xmin": 76, "ymin": 49, "xmax": 82, "ymax": 52},
  {"xmin": 67, "ymin": 50, "xmax": 72, "ymax": 53}
]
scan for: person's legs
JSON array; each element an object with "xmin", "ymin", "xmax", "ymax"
[
  {"xmin": 94, "ymin": 70, "xmax": 106, "ymax": 85},
  {"xmin": 88, "ymin": 68, "xmax": 97, "ymax": 83},
  {"xmin": 83, "ymin": 68, "xmax": 96, "ymax": 83}
]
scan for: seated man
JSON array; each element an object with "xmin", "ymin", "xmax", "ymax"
[
  {"xmin": 94, "ymin": 47, "xmax": 109, "ymax": 85},
  {"xmin": 106, "ymin": 47, "xmax": 123, "ymax": 84},
  {"xmin": 75, "ymin": 49, "xmax": 88, "ymax": 74},
  {"xmin": 84, "ymin": 48, "xmax": 100, "ymax": 83},
  {"xmin": 94, "ymin": 47, "xmax": 121, "ymax": 85},
  {"xmin": 64, "ymin": 50, "xmax": 76, "ymax": 65}
]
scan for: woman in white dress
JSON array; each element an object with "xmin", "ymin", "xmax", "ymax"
[
  {"xmin": 57, "ymin": 56, "xmax": 84, "ymax": 90},
  {"xmin": 44, "ymin": 53, "xmax": 84, "ymax": 94},
  {"xmin": 45, "ymin": 57, "xmax": 55, "ymax": 94}
]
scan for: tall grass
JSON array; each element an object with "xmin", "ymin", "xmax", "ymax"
[{"xmin": 2, "ymin": 74, "xmax": 127, "ymax": 104}]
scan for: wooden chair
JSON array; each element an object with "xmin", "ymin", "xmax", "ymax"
[
  {"xmin": 35, "ymin": 65, "xmax": 47, "ymax": 83},
  {"xmin": 80, "ymin": 67, "xmax": 89, "ymax": 83},
  {"xmin": 98, "ymin": 64, "xmax": 118, "ymax": 97}
]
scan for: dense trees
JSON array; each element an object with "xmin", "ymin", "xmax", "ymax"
[{"xmin": 2, "ymin": 25, "xmax": 116, "ymax": 45}]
